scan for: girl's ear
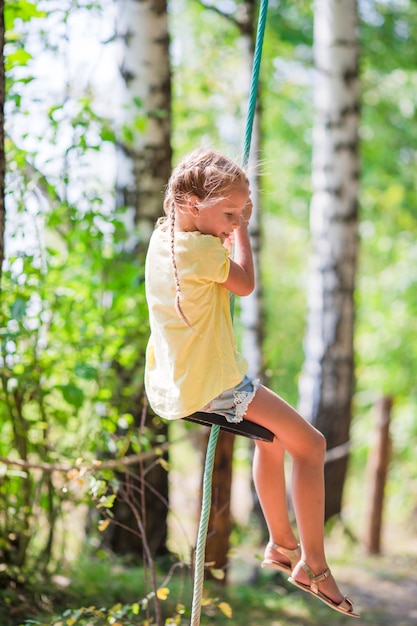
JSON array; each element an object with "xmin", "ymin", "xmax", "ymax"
[{"xmin": 187, "ymin": 194, "xmax": 200, "ymax": 216}]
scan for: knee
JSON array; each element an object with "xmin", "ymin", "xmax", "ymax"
[{"xmin": 293, "ymin": 427, "xmax": 326, "ymax": 465}]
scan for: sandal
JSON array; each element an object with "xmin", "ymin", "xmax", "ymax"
[
  {"xmin": 288, "ymin": 560, "xmax": 360, "ymax": 618},
  {"xmin": 261, "ymin": 542, "xmax": 301, "ymax": 574}
]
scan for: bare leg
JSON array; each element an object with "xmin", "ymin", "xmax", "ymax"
[
  {"xmin": 245, "ymin": 384, "xmax": 346, "ymax": 604},
  {"xmin": 253, "ymin": 438, "xmax": 299, "ymax": 567}
]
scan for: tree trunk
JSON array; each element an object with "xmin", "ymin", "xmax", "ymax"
[
  {"xmin": 364, "ymin": 396, "xmax": 393, "ymax": 555},
  {"xmin": 105, "ymin": 0, "xmax": 172, "ymax": 558},
  {"xmin": 297, "ymin": 0, "xmax": 360, "ymax": 520},
  {"xmin": 114, "ymin": 0, "xmax": 172, "ymax": 242},
  {"xmin": 204, "ymin": 430, "xmax": 235, "ymax": 583}
]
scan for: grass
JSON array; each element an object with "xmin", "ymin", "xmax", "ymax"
[
  {"xmin": 2, "ymin": 535, "xmax": 417, "ymax": 626},
  {"xmin": 0, "ymin": 556, "xmax": 334, "ymax": 626}
]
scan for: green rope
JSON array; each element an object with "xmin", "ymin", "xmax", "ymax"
[
  {"xmin": 242, "ymin": 0, "xmax": 269, "ymax": 169},
  {"xmin": 190, "ymin": 3, "xmax": 268, "ymax": 625},
  {"xmin": 190, "ymin": 424, "xmax": 220, "ymax": 626}
]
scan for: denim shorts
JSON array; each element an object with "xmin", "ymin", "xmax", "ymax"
[{"xmin": 200, "ymin": 375, "xmax": 260, "ymax": 424}]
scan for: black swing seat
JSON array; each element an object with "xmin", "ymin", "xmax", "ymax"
[{"xmin": 183, "ymin": 412, "xmax": 274, "ymax": 442}]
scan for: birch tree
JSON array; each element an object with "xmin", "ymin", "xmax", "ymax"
[
  {"xmin": 114, "ymin": 0, "xmax": 171, "ymax": 240},
  {"xmin": 104, "ymin": 0, "xmax": 172, "ymax": 557},
  {"xmin": 298, "ymin": 0, "xmax": 360, "ymax": 519}
]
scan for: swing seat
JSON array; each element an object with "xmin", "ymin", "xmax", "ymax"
[{"xmin": 183, "ymin": 412, "xmax": 274, "ymax": 442}]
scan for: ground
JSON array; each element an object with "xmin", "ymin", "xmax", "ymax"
[
  {"xmin": 333, "ymin": 553, "xmax": 417, "ymax": 625},
  {"xmin": 224, "ymin": 544, "xmax": 417, "ymax": 625}
]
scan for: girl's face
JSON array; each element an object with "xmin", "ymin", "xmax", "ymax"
[{"xmin": 190, "ymin": 185, "xmax": 249, "ymax": 243}]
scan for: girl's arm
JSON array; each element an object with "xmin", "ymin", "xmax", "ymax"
[{"xmin": 221, "ymin": 214, "xmax": 255, "ymax": 297}]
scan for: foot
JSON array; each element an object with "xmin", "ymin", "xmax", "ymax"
[
  {"xmin": 262, "ymin": 542, "xmax": 301, "ymax": 574},
  {"xmin": 291, "ymin": 559, "xmax": 343, "ymax": 604},
  {"xmin": 289, "ymin": 560, "xmax": 359, "ymax": 618}
]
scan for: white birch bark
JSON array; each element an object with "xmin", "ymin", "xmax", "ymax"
[
  {"xmin": 241, "ymin": 151, "xmax": 263, "ymax": 379},
  {"xmin": 114, "ymin": 0, "xmax": 171, "ymax": 237},
  {"xmin": 298, "ymin": 0, "xmax": 360, "ymax": 517}
]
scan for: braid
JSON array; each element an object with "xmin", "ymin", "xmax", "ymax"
[{"xmin": 169, "ymin": 201, "xmax": 193, "ymax": 329}]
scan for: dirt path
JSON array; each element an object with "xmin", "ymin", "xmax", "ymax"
[{"xmin": 333, "ymin": 552, "xmax": 417, "ymax": 625}]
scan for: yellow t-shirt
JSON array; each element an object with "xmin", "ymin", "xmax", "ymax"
[{"xmin": 144, "ymin": 227, "xmax": 248, "ymax": 419}]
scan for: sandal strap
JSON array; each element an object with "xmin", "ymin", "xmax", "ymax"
[
  {"xmin": 293, "ymin": 561, "xmax": 358, "ymax": 615},
  {"xmin": 339, "ymin": 596, "xmax": 354, "ymax": 613},
  {"xmin": 267, "ymin": 542, "xmax": 301, "ymax": 567},
  {"xmin": 299, "ymin": 560, "xmax": 330, "ymax": 594}
]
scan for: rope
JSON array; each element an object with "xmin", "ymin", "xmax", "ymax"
[
  {"xmin": 190, "ymin": 424, "xmax": 220, "ymax": 626},
  {"xmin": 190, "ymin": 2, "xmax": 268, "ymax": 624},
  {"xmin": 242, "ymin": 0, "xmax": 269, "ymax": 169}
]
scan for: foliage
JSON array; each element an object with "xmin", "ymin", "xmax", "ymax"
[
  {"xmin": 353, "ymin": 0, "xmax": 417, "ymax": 499},
  {"xmin": 1, "ymin": 0, "xmax": 151, "ymax": 580},
  {"xmin": 0, "ymin": 547, "xmax": 236, "ymax": 625},
  {"xmin": 171, "ymin": 0, "xmax": 247, "ymax": 156}
]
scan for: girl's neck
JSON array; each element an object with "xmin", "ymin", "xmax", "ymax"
[{"xmin": 175, "ymin": 210, "xmax": 198, "ymax": 233}]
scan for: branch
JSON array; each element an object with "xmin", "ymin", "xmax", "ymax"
[
  {"xmin": 324, "ymin": 440, "xmax": 351, "ymax": 464},
  {"xmin": 195, "ymin": 0, "xmax": 238, "ymax": 27},
  {"xmin": 0, "ymin": 439, "xmax": 177, "ymax": 474}
]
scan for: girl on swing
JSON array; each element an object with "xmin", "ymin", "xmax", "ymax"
[{"xmin": 145, "ymin": 148, "xmax": 359, "ymax": 619}]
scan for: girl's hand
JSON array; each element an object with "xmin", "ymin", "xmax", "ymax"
[{"xmin": 241, "ymin": 196, "xmax": 253, "ymax": 226}]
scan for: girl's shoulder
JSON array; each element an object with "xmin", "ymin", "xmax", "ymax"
[
  {"xmin": 149, "ymin": 228, "xmax": 229, "ymax": 281},
  {"xmin": 153, "ymin": 227, "xmax": 222, "ymax": 249},
  {"xmin": 177, "ymin": 231, "xmax": 221, "ymax": 247},
  {"xmin": 176, "ymin": 233, "xmax": 227, "ymax": 262}
]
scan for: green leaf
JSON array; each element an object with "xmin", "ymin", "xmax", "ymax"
[
  {"xmin": 5, "ymin": 1, "xmax": 46, "ymax": 30},
  {"xmin": 60, "ymin": 384, "xmax": 85, "ymax": 408},
  {"xmin": 10, "ymin": 298, "xmax": 26, "ymax": 320},
  {"xmin": 89, "ymin": 478, "xmax": 108, "ymax": 499},
  {"xmin": 100, "ymin": 127, "xmax": 116, "ymax": 143},
  {"xmin": 5, "ymin": 49, "xmax": 32, "ymax": 71},
  {"xmin": 98, "ymin": 493, "xmax": 116, "ymax": 509},
  {"xmin": 74, "ymin": 363, "xmax": 98, "ymax": 380},
  {"xmin": 134, "ymin": 116, "xmax": 147, "ymax": 132}
]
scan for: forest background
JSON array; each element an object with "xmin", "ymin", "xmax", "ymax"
[{"xmin": 1, "ymin": 0, "xmax": 417, "ymax": 625}]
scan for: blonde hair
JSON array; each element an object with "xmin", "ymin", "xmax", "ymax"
[{"xmin": 162, "ymin": 149, "xmax": 248, "ymax": 327}]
